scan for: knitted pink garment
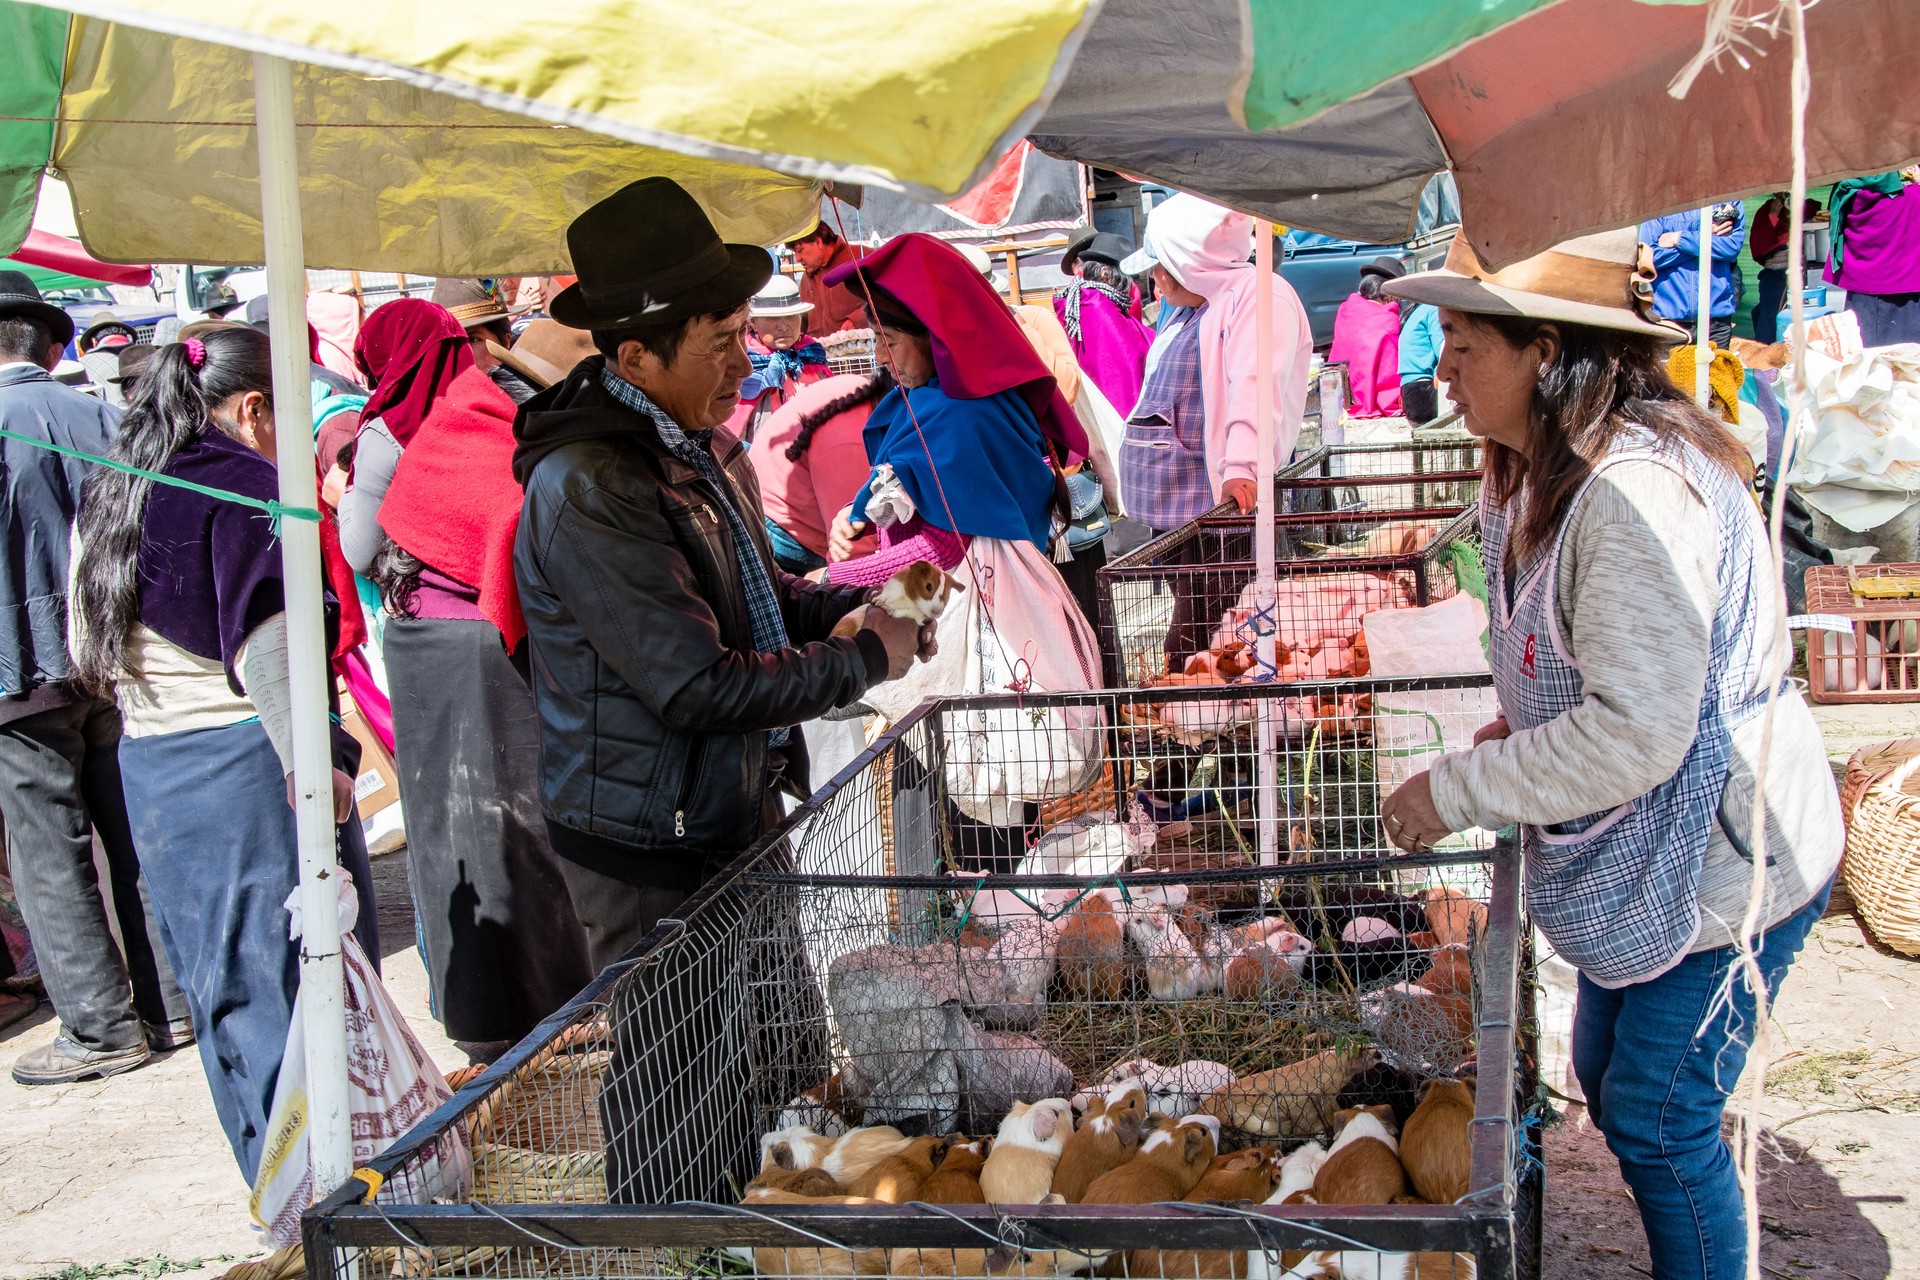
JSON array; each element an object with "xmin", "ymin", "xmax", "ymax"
[{"xmin": 824, "ymin": 519, "xmax": 969, "ymax": 588}]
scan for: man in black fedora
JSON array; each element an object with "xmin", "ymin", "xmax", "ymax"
[
  {"xmin": 0, "ymin": 270, "xmax": 193, "ymax": 1082},
  {"xmin": 513, "ymin": 178, "xmax": 928, "ymax": 969}
]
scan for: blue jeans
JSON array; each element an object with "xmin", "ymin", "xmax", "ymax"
[
  {"xmin": 1572, "ymin": 884, "xmax": 1829, "ymax": 1280},
  {"xmin": 1753, "ymin": 267, "xmax": 1788, "ymax": 344}
]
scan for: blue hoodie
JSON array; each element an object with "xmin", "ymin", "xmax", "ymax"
[{"xmin": 1639, "ymin": 206, "xmax": 1746, "ymax": 321}]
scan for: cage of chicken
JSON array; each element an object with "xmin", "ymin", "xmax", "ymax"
[
  {"xmin": 1802, "ymin": 563, "xmax": 1920, "ymax": 703},
  {"xmin": 1097, "ymin": 484, "xmax": 1483, "ymax": 689},
  {"xmin": 309, "ymin": 678, "xmax": 1542, "ymax": 1280},
  {"xmin": 1276, "ymin": 437, "xmax": 1484, "ymax": 516}
]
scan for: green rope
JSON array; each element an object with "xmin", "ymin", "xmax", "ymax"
[{"xmin": 0, "ymin": 425, "xmax": 321, "ymax": 532}]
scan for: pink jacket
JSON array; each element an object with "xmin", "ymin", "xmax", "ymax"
[
  {"xmin": 746, "ymin": 373, "xmax": 877, "ymax": 559},
  {"xmin": 1198, "ymin": 267, "xmax": 1314, "ymax": 498}
]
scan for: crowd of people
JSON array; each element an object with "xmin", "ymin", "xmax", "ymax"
[
  {"xmin": 0, "ymin": 179, "xmax": 1315, "ymax": 1182},
  {"xmin": 0, "ymin": 170, "xmax": 1883, "ymax": 1280}
]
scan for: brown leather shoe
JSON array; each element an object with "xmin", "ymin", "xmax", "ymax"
[{"xmin": 11, "ymin": 1033, "xmax": 150, "ymax": 1085}]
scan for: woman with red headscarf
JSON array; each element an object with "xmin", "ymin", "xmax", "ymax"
[
  {"xmin": 336, "ymin": 299, "xmax": 472, "ymax": 574},
  {"xmin": 820, "ymin": 234, "xmax": 1103, "ymax": 871}
]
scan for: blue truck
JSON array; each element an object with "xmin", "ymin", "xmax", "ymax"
[{"xmin": 1280, "ymin": 174, "xmax": 1461, "ymax": 348}]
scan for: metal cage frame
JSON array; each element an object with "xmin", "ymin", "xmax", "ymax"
[{"xmin": 308, "ymin": 680, "xmax": 1541, "ymax": 1280}]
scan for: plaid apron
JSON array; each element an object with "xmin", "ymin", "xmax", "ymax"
[{"xmin": 1483, "ymin": 435, "xmax": 1775, "ymax": 986}]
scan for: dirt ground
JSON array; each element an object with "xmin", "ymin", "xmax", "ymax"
[{"xmin": 3, "ymin": 707, "xmax": 1918, "ymax": 1280}]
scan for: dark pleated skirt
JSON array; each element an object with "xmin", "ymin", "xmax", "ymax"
[{"xmin": 383, "ymin": 615, "xmax": 592, "ymax": 1043}]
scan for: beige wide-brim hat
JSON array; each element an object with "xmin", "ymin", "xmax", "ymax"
[
  {"xmin": 1383, "ymin": 228, "xmax": 1687, "ymax": 341},
  {"xmin": 749, "ymin": 273, "xmax": 813, "ymax": 318},
  {"xmin": 488, "ymin": 319, "xmax": 597, "ymax": 389}
]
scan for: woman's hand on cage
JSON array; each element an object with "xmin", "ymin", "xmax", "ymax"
[
  {"xmin": 1381, "ymin": 769, "xmax": 1455, "ymax": 854},
  {"xmin": 1473, "ymin": 715, "xmax": 1512, "ymax": 746}
]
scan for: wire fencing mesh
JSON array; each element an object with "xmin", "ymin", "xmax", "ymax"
[{"xmin": 321, "ymin": 680, "xmax": 1531, "ymax": 1280}]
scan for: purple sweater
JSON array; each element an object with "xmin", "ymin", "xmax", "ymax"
[{"xmin": 1826, "ymin": 188, "xmax": 1920, "ymax": 295}]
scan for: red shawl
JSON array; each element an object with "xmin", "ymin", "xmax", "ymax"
[
  {"xmin": 825, "ymin": 233, "xmax": 1087, "ymax": 463},
  {"xmin": 379, "ymin": 367, "xmax": 528, "ymax": 648},
  {"xmin": 353, "ymin": 299, "xmax": 472, "ymax": 446}
]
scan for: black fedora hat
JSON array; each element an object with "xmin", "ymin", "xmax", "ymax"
[
  {"xmin": 1360, "ymin": 256, "xmax": 1408, "ymax": 282},
  {"xmin": 0, "ymin": 271, "xmax": 75, "ymax": 347},
  {"xmin": 550, "ymin": 178, "xmax": 773, "ymax": 331}
]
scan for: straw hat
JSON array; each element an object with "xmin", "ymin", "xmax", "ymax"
[
  {"xmin": 1383, "ymin": 229, "xmax": 1684, "ymax": 340},
  {"xmin": 487, "ymin": 319, "xmax": 597, "ymax": 390},
  {"xmin": 749, "ymin": 275, "xmax": 813, "ymax": 318},
  {"xmin": 432, "ymin": 277, "xmax": 511, "ymax": 329}
]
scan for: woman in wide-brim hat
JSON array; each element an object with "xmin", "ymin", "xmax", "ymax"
[{"xmin": 1376, "ymin": 228, "xmax": 1840, "ymax": 1280}]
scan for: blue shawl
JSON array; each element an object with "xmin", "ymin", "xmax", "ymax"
[{"xmin": 853, "ymin": 380, "xmax": 1056, "ymax": 549}]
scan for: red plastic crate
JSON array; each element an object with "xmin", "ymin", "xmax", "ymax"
[{"xmin": 1803, "ymin": 563, "xmax": 1920, "ymax": 703}]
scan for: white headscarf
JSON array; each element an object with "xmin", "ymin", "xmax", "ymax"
[{"xmin": 1146, "ymin": 193, "xmax": 1254, "ymax": 302}]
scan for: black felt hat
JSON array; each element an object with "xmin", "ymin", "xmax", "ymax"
[
  {"xmin": 0, "ymin": 271, "xmax": 75, "ymax": 347},
  {"xmin": 550, "ymin": 178, "xmax": 773, "ymax": 331}
]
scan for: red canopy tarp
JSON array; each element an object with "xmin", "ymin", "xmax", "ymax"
[{"xmin": 11, "ymin": 228, "xmax": 153, "ymax": 287}]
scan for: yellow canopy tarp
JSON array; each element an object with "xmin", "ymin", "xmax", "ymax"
[
  {"xmin": 49, "ymin": 18, "xmax": 827, "ymax": 270},
  {"xmin": 49, "ymin": 0, "xmax": 1094, "ymax": 199}
]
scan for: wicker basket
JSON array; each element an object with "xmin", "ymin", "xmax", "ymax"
[{"xmin": 1840, "ymin": 739, "xmax": 1920, "ymax": 954}]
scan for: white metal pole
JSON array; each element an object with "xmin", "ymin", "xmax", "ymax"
[
  {"xmin": 1253, "ymin": 223, "xmax": 1279, "ymax": 865},
  {"xmin": 252, "ymin": 52, "xmax": 354, "ymax": 1199},
  {"xmin": 1694, "ymin": 204, "xmax": 1714, "ymax": 406}
]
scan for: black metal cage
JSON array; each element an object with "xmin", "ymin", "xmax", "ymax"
[{"xmin": 309, "ymin": 679, "xmax": 1539, "ymax": 1280}]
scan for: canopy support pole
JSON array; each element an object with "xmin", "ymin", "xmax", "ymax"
[
  {"xmin": 1694, "ymin": 204, "xmax": 1714, "ymax": 406},
  {"xmin": 252, "ymin": 51, "xmax": 354, "ymax": 1200},
  {"xmin": 1254, "ymin": 223, "xmax": 1279, "ymax": 866}
]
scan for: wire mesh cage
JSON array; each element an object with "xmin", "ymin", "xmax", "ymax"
[
  {"xmin": 1096, "ymin": 496, "xmax": 1483, "ymax": 690},
  {"xmin": 1277, "ymin": 437, "xmax": 1485, "ymax": 516},
  {"xmin": 823, "ymin": 329, "xmax": 881, "ymax": 377},
  {"xmin": 311, "ymin": 679, "xmax": 1539, "ymax": 1280}
]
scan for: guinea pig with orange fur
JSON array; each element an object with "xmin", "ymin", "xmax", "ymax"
[
  {"xmin": 980, "ymin": 1099, "xmax": 1072, "ymax": 1204},
  {"xmin": 843, "ymin": 1133, "xmax": 955, "ymax": 1203},
  {"xmin": 918, "ymin": 1136, "xmax": 991, "ymax": 1204},
  {"xmin": 1082, "ymin": 1115, "xmax": 1220, "ymax": 1205},
  {"xmin": 1056, "ymin": 894, "xmax": 1128, "ymax": 1003},
  {"xmin": 1400, "ymin": 1078, "xmax": 1474, "ymax": 1206}
]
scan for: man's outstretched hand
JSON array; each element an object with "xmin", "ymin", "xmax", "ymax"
[{"xmin": 861, "ymin": 606, "xmax": 932, "ymax": 681}]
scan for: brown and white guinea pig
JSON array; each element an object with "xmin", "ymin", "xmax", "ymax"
[
  {"xmin": 843, "ymin": 1133, "xmax": 956, "ymax": 1203},
  {"xmin": 822, "ymin": 1124, "xmax": 915, "ymax": 1187},
  {"xmin": 760, "ymin": 1123, "xmax": 836, "ymax": 1173},
  {"xmin": 1400, "ymin": 1078, "xmax": 1474, "ymax": 1206},
  {"xmin": 746, "ymin": 1164, "xmax": 846, "ymax": 1198},
  {"xmin": 1051, "ymin": 1084, "xmax": 1149, "ymax": 1202},
  {"xmin": 1311, "ymin": 1105, "xmax": 1407, "ymax": 1205},
  {"xmin": 918, "ymin": 1136, "xmax": 992, "ymax": 1204},
  {"xmin": 1055, "ymin": 893, "xmax": 1128, "ymax": 1003},
  {"xmin": 1223, "ymin": 930, "xmax": 1315, "ymax": 1001},
  {"xmin": 980, "ymin": 1098, "xmax": 1072, "ymax": 1204},
  {"xmin": 830, "ymin": 560, "xmax": 964, "ymax": 639},
  {"xmin": 1082, "ymin": 1114, "xmax": 1220, "ymax": 1205}
]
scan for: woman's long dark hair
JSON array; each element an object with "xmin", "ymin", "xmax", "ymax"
[
  {"xmin": 1468, "ymin": 313, "xmax": 1750, "ymax": 569},
  {"xmin": 785, "ymin": 370, "xmax": 893, "ymax": 461},
  {"xmin": 72, "ymin": 328, "xmax": 275, "ymax": 695}
]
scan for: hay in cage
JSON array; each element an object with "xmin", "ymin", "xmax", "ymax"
[{"xmin": 318, "ymin": 681, "xmax": 1534, "ymax": 1280}]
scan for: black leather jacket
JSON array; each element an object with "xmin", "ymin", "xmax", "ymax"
[{"xmin": 513, "ymin": 360, "xmax": 883, "ymax": 887}]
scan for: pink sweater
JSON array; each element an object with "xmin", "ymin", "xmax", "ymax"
[
  {"xmin": 747, "ymin": 374, "xmax": 878, "ymax": 559},
  {"xmin": 825, "ymin": 519, "xmax": 970, "ymax": 588},
  {"xmin": 1198, "ymin": 268, "xmax": 1314, "ymax": 497}
]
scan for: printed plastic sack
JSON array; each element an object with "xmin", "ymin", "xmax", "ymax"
[
  {"xmin": 1363, "ymin": 594, "xmax": 1500, "ymax": 878},
  {"xmin": 866, "ymin": 538, "xmax": 1105, "ymax": 825},
  {"xmin": 250, "ymin": 870, "xmax": 469, "ymax": 1245}
]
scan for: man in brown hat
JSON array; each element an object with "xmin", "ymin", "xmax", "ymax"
[
  {"xmin": 432, "ymin": 276, "xmax": 519, "ymax": 380},
  {"xmin": 512, "ymin": 178, "xmax": 928, "ymax": 970}
]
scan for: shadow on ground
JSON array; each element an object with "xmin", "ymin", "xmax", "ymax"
[{"xmin": 1544, "ymin": 1102, "xmax": 1894, "ymax": 1280}]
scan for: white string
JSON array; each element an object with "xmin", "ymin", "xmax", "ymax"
[{"xmin": 1674, "ymin": 6, "xmax": 1815, "ymax": 1280}]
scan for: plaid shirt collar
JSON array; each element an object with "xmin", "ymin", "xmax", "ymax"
[{"xmin": 600, "ymin": 365, "xmax": 714, "ymax": 458}]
